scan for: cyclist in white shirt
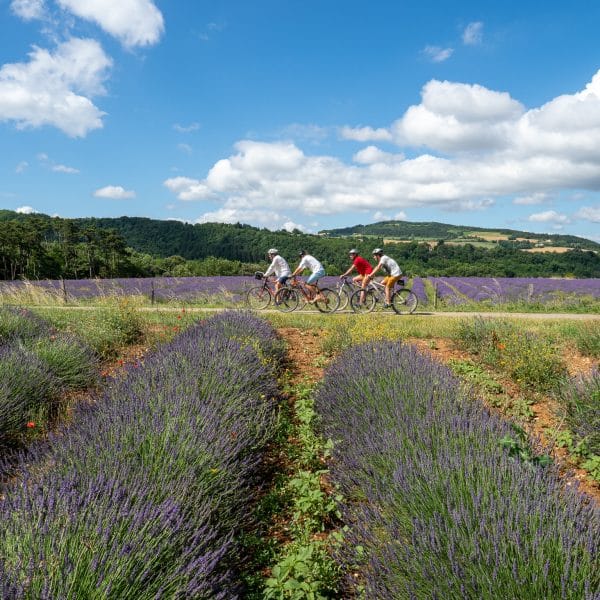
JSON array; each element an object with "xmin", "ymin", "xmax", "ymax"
[
  {"xmin": 291, "ymin": 250, "xmax": 326, "ymax": 303},
  {"xmin": 264, "ymin": 248, "xmax": 292, "ymax": 292},
  {"xmin": 364, "ymin": 248, "xmax": 402, "ymax": 308}
]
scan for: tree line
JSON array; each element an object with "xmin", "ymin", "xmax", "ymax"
[{"xmin": 1, "ymin": 211, "xmax": 599, "ymax": 280}]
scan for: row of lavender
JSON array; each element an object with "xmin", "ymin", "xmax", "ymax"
[
  {"xmin": 1, "ymin": 307, "xmax": 98, "ymax": 445},
  {"xmin": 316, "ymin": 341, "xmax": 599, "ymax": 598},
  {"xmin": 431, "ymin": 276, "xmax": 600, "ymax": 305},
  {"xmin": 0, "ymin": 312, "xmax": 284, "ymax": 598},
  {"xmin": 2, "ymin": 275, "xmax": 599, "ymax": 307}
]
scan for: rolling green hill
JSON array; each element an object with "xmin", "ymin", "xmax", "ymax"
[{"xmin": 320, "ymin": 220, "xmax": 600, "ymax": 251}]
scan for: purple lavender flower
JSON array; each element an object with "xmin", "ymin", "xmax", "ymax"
[
  {"xmin": 0, "ymin": 311, "xmax": 282, "ymax": 597},
  {"xmin": 316, "ymin": 340, "xmax": 600, "ymax": 599}
]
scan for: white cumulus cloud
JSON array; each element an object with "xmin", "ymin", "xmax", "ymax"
[
  {"xmin": 463, "ymin": 22, "xmax": 483, "ymax": 45},
  {"xmin": 513, "ymin": 192, "xmax": 548, "ymax": 205},
  {"xmin": 164, "ymin": 69, "xmax": 600, "ymax": 230},
  {"xmin": 339, "ymin": 125, "xmax": 393, "ymax": 142},
  {"xmin": 575, "ymin": 206, "xmax": 600, "ymax": 223},
  {"xmin": 0, "ymin": 38, "xmax": 111, "ymax": 137},
  {"xmin": 93, "ymin": 185, "xmax": 136, "ymax": 199},
  {"xmin": 423, "ymin": 46, "xmax": 454, "ymax": 63},
  {"xmin": 528, "ymin": 210, "xmax": 570, "ymax": 224},
  {"xmin": 195, "ymin": 207, "xmax": 305, "ymax": 232},
  {"xmin": 393, "ymin": 80, "xmax": 524, "ymax": 153},
  {"xmin": 173, "ymin": 122, "xmax": 200, "ymax": 133},
  {"xmin": 164, "ymin": 176, "xmax": 213, "ymax": 201},
  {"xmin": 56, "ymin": 0, "xmax": 164, "ymax": 48},
  {"xmin": 353, "ymin": 146, "xmax": 403, "ymax": 165},
  {"xmin": 10, "ymin": 0, "xmax": 46, "ymax": 20},
  {"xmin": 52, "ymin": 164, "xmax": 79, "ymax": 173},
  {"xmin": 16, "ymin": 205, "xmax": 37, "ymax": 214}
]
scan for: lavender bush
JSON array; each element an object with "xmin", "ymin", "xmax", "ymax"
[
  {"xmin": 0, "ymin": 310, "xmax": 99, "ymax": 443},
  {"xmin": 316, "ymin": 341, "xmax": 599, "ymax": 599},
  {"xmin": 0, "ymin": 311, "xmax": 282, "ymax": 598},
  {"xmin": 0, "ymin": 306, "xmax": 53, "ymax": 343},
  {"xmin": 555, "ymin": 368, "xmax": 600, "ymax": 455},
  {"xmin": 24, "ymin": 334, "xmax": 99, "ymax": 391},
  {"xmin": 0, "ymin": 347, "xmax": 58, "ymax": 443}
]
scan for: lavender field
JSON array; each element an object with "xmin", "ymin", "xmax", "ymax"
[
  {"xmin": 1, "ymin": 275, "xmax": 599, "ymax": 311},
  {"xmin": 1, "ymin": 306, "xmax": 599, "ymax": 597},
  {"xmin": 429, "ymin": 276, "xmax": 600, "ymax": 307}
]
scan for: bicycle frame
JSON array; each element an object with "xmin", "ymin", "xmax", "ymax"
[
  {"xmin": 336, "ymin": 276, "xmax": 363, "ymax": 310},
  {"xmin": 350, "ymin": 277, "xmax": 417, "ymax": 315},
  {"xmin": 276, "ymin": 276, "xmax": 340, "ymax": 313},
  {"xmin": 337, "ymin": 275, "xmax": 363, "ymax": 294},
  {"xmin": 289, "ymin": 276, "xmax": 321, "ymax": 301},
  {"xmin": 245, "ymin": 274, "xmax": 277, "ymax": 310}
]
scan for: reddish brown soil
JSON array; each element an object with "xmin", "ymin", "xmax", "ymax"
[{"xmin": 278, "ymin": 327, "xmax": 326, "ymax": 384}]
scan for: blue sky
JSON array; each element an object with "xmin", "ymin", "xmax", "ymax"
[{"xmin": 1, "ymin": 0, "xmax": 600, "ymax": 242}]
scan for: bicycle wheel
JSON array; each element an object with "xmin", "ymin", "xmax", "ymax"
[
  {"xmin": 391, "ymin": 288, "xmax": 418, "ymax": 315},
  {"xmin": 274, "ymin": 287, "xmax": 300, "ymax": 312},
  {"xmin": 246, "ymin": 285, "xmax": 272, "ymax": 309},
  {"xmin": 350, "ymin": 289, "xmax": 376, "ymax": 313},
  {"xmin": 337, "ymin": 288, "xmax": 352, "ymax": 311},
  {"xmin": 314, "ymin": 288, "xmax": 340, "ymax": 313}
]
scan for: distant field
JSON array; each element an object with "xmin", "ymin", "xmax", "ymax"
[
  {"xmin": 464, "ymin": 231, "xmax": 510, "ymax": 241},
  {"xmin": 523, "ymin": 246, "xmax": 573, "ymax": 253},
  {"xmin": 1, "ymin": 275, "xmax": 599, "ymax": 313}
]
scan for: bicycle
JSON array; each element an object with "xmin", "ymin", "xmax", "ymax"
[
  {"xmin": 245, "ymin": 272, "xmax": 277, "ymax": 309},
  {"xmin": 349, "ymin": 278, "xmax": 418, "ymax": 315},
  {"xmin": 335, "ymin": 275, "xmax": 364, "ymax": 311},
  {"xmin": 274, "ymin": 276, "xmax": 340, "ymax": 313}
]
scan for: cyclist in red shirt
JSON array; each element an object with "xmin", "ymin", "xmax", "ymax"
[{"xmin": 340, "ymin": 249, "xmax": 373, "ymax": 287}]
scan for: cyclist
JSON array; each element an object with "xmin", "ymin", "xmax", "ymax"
[
  {"xmin": 364, "ymin": 248, "xmax": 402, "ymax": 308},
  {"xmin": 263, "ymin": 248, "xmax": 292, "ymax": 293},
  {"xmin": 291, "ymin": 250, "xmax": 326, "ymax": 303},
  {"xmin": 340, "ymin": 249, "xmax": 373, "ymax": 288}
]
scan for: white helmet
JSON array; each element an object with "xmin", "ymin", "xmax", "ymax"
[
  {"xmin": 372, "ymin": 248, "xmax": 383, "ymax": 255},
  {"xmin": 267, "ymin": 248, "xmax": 279, "ymax": 255},
  {"xmin": 349, "ymin": 249, "xmax": 358, "ymax": 255}
]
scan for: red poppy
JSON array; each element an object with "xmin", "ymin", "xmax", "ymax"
[{"xmin": 26, "ymin": 421, "xmax": 36, "ymax": 428}]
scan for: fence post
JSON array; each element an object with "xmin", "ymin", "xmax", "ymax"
[
  {"xmin": 433, "ymin": 281, "xmax": 438, "ymax": 309},
  {"xmin": 61, "ymin": 278, "xmax": 68, "ymax": 304},
  {"xmin": 150, "ymin": 280, "xmax": 155, "ymax": 305}
]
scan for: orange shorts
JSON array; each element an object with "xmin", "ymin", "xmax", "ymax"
[{"xmin": 382, "ymin": 275, "xmax": 401, "ymax": 289}]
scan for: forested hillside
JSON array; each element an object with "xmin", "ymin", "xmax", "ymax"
[{"xmin": 1, "ymin": 210, "xmax": 599, "ymax": 279}]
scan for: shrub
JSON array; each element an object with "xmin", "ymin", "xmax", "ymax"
[
  {"xmin": 103, "ymin": 299, "xmax": 145, "ymax": 345},
  {"xmin": 25, "ymin": 334, "xmax": 99, "ymax": 391},
  {"xmin": 0, "ymin": 306, "xmax": 52, "ymax": 344},
  {"xmin": 572, "ymin": 322, "xmax": 600, "ymax": 358},
  {"xmin": 0, "ymin": 347, "xmax": 58, "ymax": 443},
  {"xmin": 77, "ymin": 301, "xmax": 145, "ymax": 358},
  {"xmin": 455, "ymin": 318, "xmax": 567, "ymax": 392},
  {"xmin": 555, "ymin": 369, "xmax": 600, "ymax": 455}
]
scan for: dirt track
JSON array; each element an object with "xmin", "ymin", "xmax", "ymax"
[{"xmin": 32, "ymin": 305, "xmax": 600, "ymax": 319}]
